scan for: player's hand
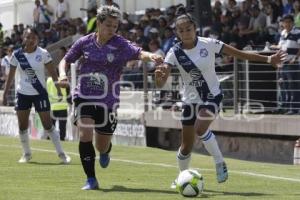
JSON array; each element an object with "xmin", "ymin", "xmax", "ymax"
[
  {"xmin": 154, "ymin": 65, "xmax": 166, "ymax": 80},
  {"xmin": 150, "ymin": 54, "xmax": 164, "ymax": 65},
  {"xmin": 270, "ymin": 50, "xmax": 287, "ymax": 68},
  {"xmin": 57, "ymin": 76, "xmax": 70, "ymax": 88}
]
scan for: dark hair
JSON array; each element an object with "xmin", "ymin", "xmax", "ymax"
[
  {"xmin": 175, "ymin": 14, "xmax": 196, "ymax": 28},
  {"xmin": 96, "ymin": 5, "xmax": 121, "ymax": 22},
  {"xmin": 23, "ymin": 27, "xmax": 39, "ymax": 36},
  {"xmin": 282, "ymin": 14, "xmax": 294, "ymax": 22},
  {"xmin": 174, "ymin": 6, "xmax": 196, "ymax": 28}
]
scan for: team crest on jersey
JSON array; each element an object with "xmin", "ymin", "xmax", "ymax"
[
  {"xmin": 35, "ymin": 55, "xmax": 42, "ymax": 62},
  {"xmin": 200, "ymin": 48, "xmax": 208, "ymax": 57},
  {"xmin": 107, "ymin": 53, "xmax": 115, "ymax": 62}
]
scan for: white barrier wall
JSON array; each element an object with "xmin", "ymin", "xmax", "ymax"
[
  {"xmin": 0, "ymin": 0, "xmax": 15, "ymax": 32},
  {"xmin": 0, "ymin": 90, "xmax": 148, "ymax": 146}
]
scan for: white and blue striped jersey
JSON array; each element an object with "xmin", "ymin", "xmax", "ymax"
[
  {"xmin": 165, "ymin": 37, "xmax": 224, "ymax": 104},
  {"xmin": 10, "ymin": 47, "xmax": 52, "ymax": 95},
  {"xmin": 278, "ymin": 27, "xmax": 300, "ymax": 61}
]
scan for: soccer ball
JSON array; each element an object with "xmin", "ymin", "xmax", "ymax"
[{"xmin": 176, "ymin": 169, "xmax": 204, "ymax": 197}]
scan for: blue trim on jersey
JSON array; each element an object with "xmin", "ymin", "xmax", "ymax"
[
  {"xmin": 218, "ymin": 43, "xmax": 225, "ymax": 54},
  {"xmin": 173, "ymin": 43, "xmax": 211, "ymax": 101},
  {"xmin": 14, "ymin": 48, "xmax": 48, "ymax": 96}
]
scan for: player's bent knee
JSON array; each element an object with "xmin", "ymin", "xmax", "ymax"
[
  {"xmin": 195, "ymin": 126, "xmax": 210, "ymax": 137},
  {"xmin": 79, "ymin": 132, "xmax": 93, "ymax": 142},
  {"xmin": 44, "ymin": 125, "xmax": 55, "ymax": 132},
  {"xmin": 95, "ymin": 142, "xmax": 110, "ymax": 153}
]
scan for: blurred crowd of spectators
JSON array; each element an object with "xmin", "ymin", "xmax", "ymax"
[{"xmin": 0, "ymin": 0, "xmax": 300, "ymax": 113}]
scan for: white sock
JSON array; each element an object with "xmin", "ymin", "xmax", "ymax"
[
  {"xmin": 177, "ymin": 148, "xmax": 191, "ymax": 172},
  {"xmin": 19, "ymin": 129, "xmax": 31, "ymax": 155},
  {"xmin": 200, "ymin": 130, "xmax": 224, "ymax": 164},
  {"xmin": 46, "ymin": 126, "xmax": 64, "ymax": 155}
]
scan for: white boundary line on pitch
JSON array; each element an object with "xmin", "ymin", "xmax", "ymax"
[{"xmin": 1, "ymin": 144, "xmax": 300, "ymax": 183}]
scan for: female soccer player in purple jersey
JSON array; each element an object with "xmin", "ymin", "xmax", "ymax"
[
  {"xmin": 2, "ymin": 28, "xmax": 71, "ymax": 164},
  {"xmin": 154, "ymin": 11, "xmax": 286, "ymax": 187},
  {"xmin": 58, "ymin": 5, "xmax": 163, "ymax": 190}
]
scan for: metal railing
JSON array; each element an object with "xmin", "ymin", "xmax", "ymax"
[
  {"xmin": 1, "ymin": 57, "xmax": 300, "ymax": 115},
  {"xmin": 120, "ymin": 59, "xmax": 300, "ymax": 114}
]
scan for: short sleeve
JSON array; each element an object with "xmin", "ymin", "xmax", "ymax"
[
  {"xmin": 123, "ymin": 40, "xmax": 142, "ymax": 61},
  {"xmin": 64, "ymin": 38, "xmax": 83, "ymax": 63},
  {"xmin": 10, "ymin": 53, "xmax": 18, "ymax": 68},
  {"xmin": 43, "ymin": 49, "xmax": 53, "ymax": 64},
  {"xmin": 297, "ymin": 32, "xmax": 300, "ymax": 44},
  {"xmin": 164, "ymin": 48, "xmax": 176, "ymax": 66},
  {"xmin": 1, "ymin": 57, "xmax": 9, "ymax": 67},
  {"xmin": 207, "ymin": 38, "xmax": 224, "ymax": 54}
]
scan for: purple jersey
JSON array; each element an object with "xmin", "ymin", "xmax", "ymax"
[{"xmin": 65, "ymin": 33, "xmax": 141, "ymax": 109}]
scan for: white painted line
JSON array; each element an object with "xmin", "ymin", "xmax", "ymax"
[{"xmin": 1, "ymin": 144, "xmax": 300, "ymax": 183}]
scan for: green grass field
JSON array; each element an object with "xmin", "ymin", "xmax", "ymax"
[{"xmin": 0, "ymin": 136, "xmax": 300, "ymax": 200}]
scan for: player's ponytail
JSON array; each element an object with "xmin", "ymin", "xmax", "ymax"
[{"xmin": 174, "ymin": 6, "xmax": 196, "ymax": 29}]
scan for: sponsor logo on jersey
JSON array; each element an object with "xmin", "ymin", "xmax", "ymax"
[
  {"xmin": 84, "ymin": 52, "xmax": 89, "ymax": 59},
  {"xmin": 190, "ymin": 68, "xmax": 202, "ymax": 81},
  {"xmin": 86, "ymin": 73, "xmax": 106, "ymax": 91},
  {"xmin": 181, "ymin": 61, "xmax": 192, "ymax": 66},
  {"xmin": 189, "ymin": 69, "xmax": 204, "ymax": 87},
  {"xmin": 178, "ymin": 56, "xmax": 186, "ymax": 61},
  {"xmin": 25, "ymin": 68, "xmax": 38, "ymax": 83}
]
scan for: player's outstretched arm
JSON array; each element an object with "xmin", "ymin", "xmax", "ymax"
[
  {"xmin": 46, "ymin": 61, "xmax": 62, "ymax": 99},
  {"xmin": 154, "ymin": 63, "xmax": 171, "ymax": 88},
  {"xmin": 222, "ymin": 44, "xmax": 286, "ymax": 68},
  {"xmin": 57, "ymin": 58, "xmax": 71, "ymax": 88},
  {"xmin": 139, "ymin": 50, "xmax": 164, "ymax": 64},
  {"xmin": 46, "ymin": 61, "xmax": 59, "ymax": 83}
]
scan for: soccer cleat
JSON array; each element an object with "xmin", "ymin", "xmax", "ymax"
[
  {"xmin": 81, "ymin": 177, "xmax": 99, "ymax": 190},
  {"xmin": 99, "ymin": 143, "xmax": 112, "ymax": 168},
  {"xmin": 18, "ymin": 153, "xmax": 32, "ymax": 163},
  {"xmin": 58, "ymin": 153, "xmax": 71, "ymax": 164},
  {"xmin": 170, "ymin": 178, "xmax": 178, "ymax": 189},
  {"xmin": 216, "ymin": 162, "xmax": 228, "ymax": 183}
]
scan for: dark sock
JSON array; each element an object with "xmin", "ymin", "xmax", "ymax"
[{"xmin": 79, "ymin": 141, "xmax": 96, "ymax": 178}]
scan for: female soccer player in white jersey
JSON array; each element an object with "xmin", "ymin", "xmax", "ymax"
[
  {"xmin": 2, "ymin": 28, "xmax": 71, "ymax": 164},
  {"xmin": 155, "ymin": 12, "xmax": 286, "ymax": 186}
]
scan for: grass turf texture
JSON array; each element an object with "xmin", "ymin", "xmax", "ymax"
[{"xmin": 0, "ymin": 135, "xmax": 300, "ymax": 200}]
